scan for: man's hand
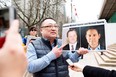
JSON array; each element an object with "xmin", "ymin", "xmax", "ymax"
[
  {"xmin": 0, "ymin": 20, "xmax": 27, "ymax": 77},
  {"xmin": 77, "ymin": 47, "xmax": 88, "ymax": 55},
  {"xmin": 52, "ymin": 45, "xmax": 64, "ymax": 58}
]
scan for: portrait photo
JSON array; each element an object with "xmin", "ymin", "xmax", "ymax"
[
  {"xmin": 81, "ymin": 25, "xmax": 106, "ymax": 51},
  {"xmin": 62, "ymin": 19, "xmax": 106, "ymax": 51},
  {"xmin": 62, "ymin": 24, "xmax": 81, "ymax": 51}
]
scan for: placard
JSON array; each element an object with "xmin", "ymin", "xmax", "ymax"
[{"xmin": 62, "ymin": 19, "xmax": 106, "ymax": 51}]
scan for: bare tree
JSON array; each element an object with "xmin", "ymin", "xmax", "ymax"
[
  {"xmin": 0, "ymin": 0, "xmax": 10, "ymax": 7},
  {"xmin": 0, "ymin": 0, "xmax": 67, "ymax": 37}
]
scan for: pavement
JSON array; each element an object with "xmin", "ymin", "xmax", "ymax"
[{"xmin": 69, "ymin": 52, "xmax": 116, "ymax": 77}]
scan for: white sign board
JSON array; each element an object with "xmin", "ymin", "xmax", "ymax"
[{"xmin": 62, "ymin": 19, "xmax": 107, "ymax": 51}]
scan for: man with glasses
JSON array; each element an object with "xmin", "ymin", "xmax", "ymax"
[{"xmin": 26, "ymin": 18, "xmax": 88, "ymax": 77}]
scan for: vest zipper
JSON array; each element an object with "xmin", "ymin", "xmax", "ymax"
[{"xmin": 55, "ymin": 60, "xmax": 58, "ymax": 77}]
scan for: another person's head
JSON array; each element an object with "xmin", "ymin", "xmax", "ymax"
[
  {"xmin": 29, "ymin": 26, "xmax": 37, "ymax": 36},
  {"xmin": 40, "ymin": 18, "xmax": 59, "ymax": 40},
  {"xmin": 85, "ymin": 27, "xmax": 101, "ymax": 50},
  {"xmin": 67, "ymin": 29, "xmax": 77, "ymax": 44}
]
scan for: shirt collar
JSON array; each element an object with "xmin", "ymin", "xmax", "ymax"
[
  {"xmin": 88, "ymin": 44, "xmax": 100, "ymax": 50},
  {"xmin": 69, "ymin": 42, "xmax": 77, "ymax": 51},
  {"xmin": 41, "ymin": 37, "xmax": 57, "ymax": 47}
]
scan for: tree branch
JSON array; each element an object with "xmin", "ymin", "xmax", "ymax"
[{"xmin": 13, "ymin": 0, "xmax": 29, "ymax": 20}]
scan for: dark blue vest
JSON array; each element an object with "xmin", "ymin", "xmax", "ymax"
[{"xmin": 32, "ymin": 37, "xmax": 69, "ymax": 77}]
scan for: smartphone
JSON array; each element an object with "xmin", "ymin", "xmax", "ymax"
[
  {"xmin": 66, "ymin": 59, "xmax": 74, "ymax": 65},
  {"xmin": 0, "ymin": 7, "xmax": 16, "ymax": 48}
]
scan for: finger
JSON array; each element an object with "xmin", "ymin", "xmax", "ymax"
[
  {"xmin": 55, "ymin": 45, "xmax": 58, "ymax": 48},
  {"xmin": 69, "ymin": 66, "xmax": 73, "ymax": 69},
  {"xmin": 86, "ymin": 49, "xmax": 89, "ymax": 52},
  {"xmin": 83, "ymin": 49, "xmax": 89, "ymax": 53},
  {"xmin": 9, "ymin": 20, "xmax": 19, "ymax": 34},
  {"xmin": 59, "ymin": 44, "xmax": 65, "ymax": 49}
]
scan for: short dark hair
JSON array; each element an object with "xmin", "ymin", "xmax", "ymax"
[
  {"xmin": 86, "ymin": 27, "xmax": 100, "ymax": 34},
  {"xmin": 40, "ymin": 18, "xmax": 55, "ymax": 27},
  {"xmin": 29, "ymin": 26, "xmax": 37, "ymax": 32},
  {"xmin": 67, "ymin": 28, "xmax": 77, "ymax": 37}
]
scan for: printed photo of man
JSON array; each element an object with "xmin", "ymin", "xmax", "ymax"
[{"xmin": 81, "ymin": 25, "xmax": 106, "ymax": 51}]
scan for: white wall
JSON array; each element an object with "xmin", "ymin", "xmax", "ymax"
[
  {"xmin": 105, "ymin": 23, "xmax": 116, "ymax": 47},
  {"xmin": 62, "ymin": 27, "xmax": 69, "ymax": 45}
]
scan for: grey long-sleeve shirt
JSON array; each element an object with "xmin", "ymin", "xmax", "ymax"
[{"xmin": 27, "ymin": 43, "xmax": 81, "ymax": 73}]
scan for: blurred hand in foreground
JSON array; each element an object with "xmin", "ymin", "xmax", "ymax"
[{"xmin": 0, "ymin": 20, "xmax": 27, "ymax": 77}]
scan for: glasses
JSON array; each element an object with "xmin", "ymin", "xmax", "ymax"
[
  {"xmin": 31, "ymin": 29, "xmax": 37, "ymax": 31},
  {"xmin": 41, "ymin": 25, "xmax": 59, "ymax": 29}
]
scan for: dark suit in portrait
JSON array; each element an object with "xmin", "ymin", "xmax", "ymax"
[
  {"xmin": 88, "ymin": 44, "xmax": 105, "ymax": 50},
  {"xmin": 63, "ymin": 42, "xmax": 80, "ymax": 50}
]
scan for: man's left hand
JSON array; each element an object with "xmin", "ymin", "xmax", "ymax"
[{"xmin": 77, "ymin": 47, "xmax": 88, "ymax": 55}]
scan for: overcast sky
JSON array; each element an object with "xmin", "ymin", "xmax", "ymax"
[
  {"xmin": 65, "ymin": 0, "xmax": 105, "ymax": 22},
  {"xmin": 0, "ymin": 0, "xmax": 11, "ymax": 7}
]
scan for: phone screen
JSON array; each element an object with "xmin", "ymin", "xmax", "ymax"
[
  {"xmin": 0, "ymin": 7, "xmax": 16, "ymax": 48},
  {"xmin": 0, "ymin": 7, "xmax": 16, "ymax": 37},
  {"xmin": 66, "ymin": 59, "xmax": 73, "ymax": 65}
]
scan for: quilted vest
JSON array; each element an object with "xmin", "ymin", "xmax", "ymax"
[{"xmin": 32, "ymin": 37, "xmax": 69, "ymax": 77}]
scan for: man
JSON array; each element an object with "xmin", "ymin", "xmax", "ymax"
[
  {"xmin": 27, "ymin": 18, "xmax": 88, "ymax": 77},
  {"xmin": 0, "ymin": 20, "xmax": 27, "ymax": 77},
  {"xmin": 63, "ymin": 29, "xmax": 80, "ymax": 51},
  {"xmin": 85, "ymin": 27, "xmax": 105, "ymax": 50}
]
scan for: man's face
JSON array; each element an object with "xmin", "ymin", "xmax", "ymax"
[
  {"xmin": 40, "ymin": 19, "xmax": 58, "ymax": 39},
  {"xmin": 68, "ymin": 31, "xmax": 77, "ymax": 44},
  {"xmin": 86, "ymin": 29, "xmax": 101, "ymax": 49}
]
